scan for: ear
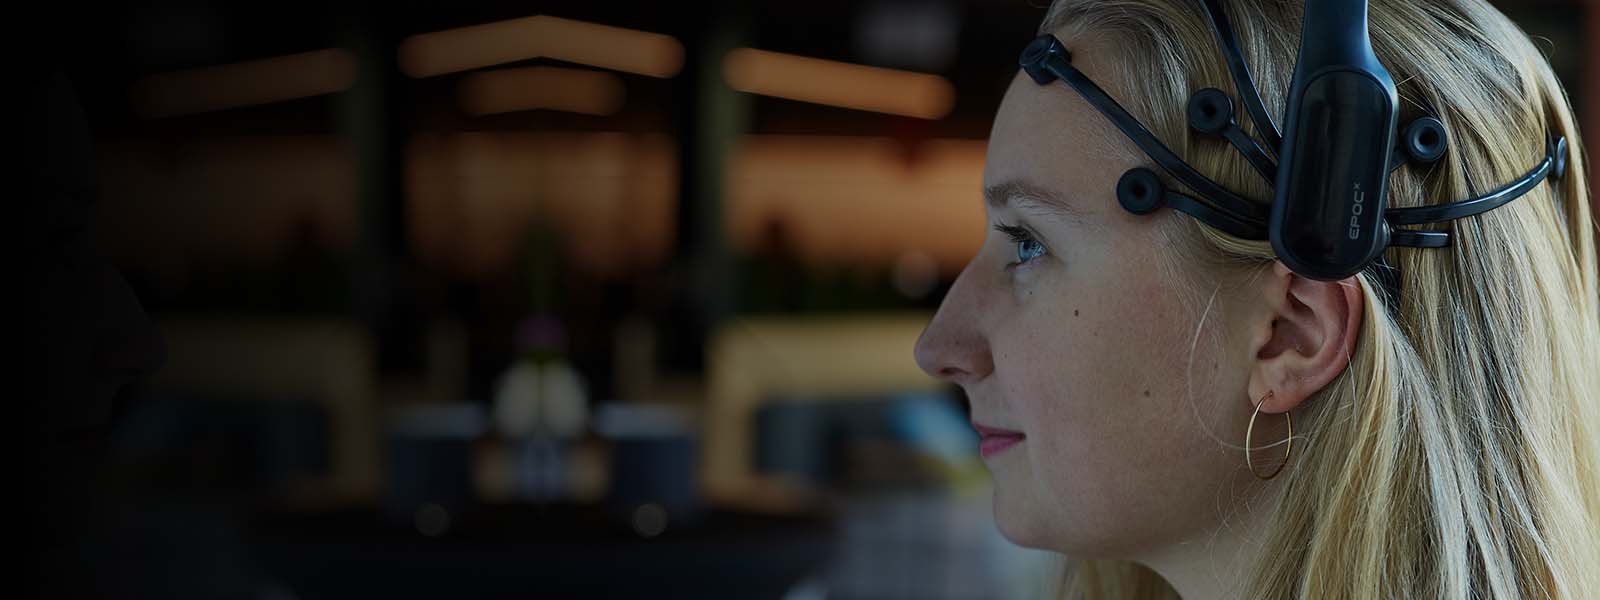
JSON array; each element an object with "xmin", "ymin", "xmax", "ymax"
[{"xmin": 1247, "ymin": 261, "xmax": 1365, "ymax": 414}]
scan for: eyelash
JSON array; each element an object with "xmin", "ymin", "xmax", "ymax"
[{"xmin": 994, "ymin": 222, "xmax": 1048, "ymax": 269}]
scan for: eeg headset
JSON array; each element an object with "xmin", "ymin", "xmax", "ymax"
[{"xmin": 1018, "ymin": 0, "xmax": 1569, "ymax": 303}]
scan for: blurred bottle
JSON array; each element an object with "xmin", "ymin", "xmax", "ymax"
[
  {"xmin": 486, "ymin": 224, "xmax": 592, "ymax": 501},
  {"xmin": 492, "ymin": 315, "xmax": 589, "ymax": 501}
]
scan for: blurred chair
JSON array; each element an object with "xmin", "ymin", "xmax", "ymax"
[
  {"xmin": 709, "ymin": 315, "xmax": 1048, "ymax": 599},
  {"xmin": 150, "ymin": 317, "xmax": 379, "ymax": 502},
  {"xmin": 702, "ymin": 312, "xmax": 942, "ymax": 503}
]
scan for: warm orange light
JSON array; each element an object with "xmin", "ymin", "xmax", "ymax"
[
  {"xmin": 722, "ymin": 48, "xmax": 955, "ymax": 120},
  {"xmin": 406, "ymin": 132, "xmax": 678, "ymax": 277},
  {"xmin": 459, "ymin": 66, "xmax": 625, "ymax": 116},
  {"xmin": 399, "ymin": 15, "xmax": 684, "ymax": 79},
  {"xmin": 725, "ymin": 135, "xmax": 986, "ymax": 272},
  {"xmin": 132, "ymin": 49, "xmax": 357, "ymax": 118}
]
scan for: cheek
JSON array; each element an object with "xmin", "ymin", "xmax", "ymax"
[
  {"xmin": 1000, "ymin": 267, "xmax": 1185, "ymax": 441},
  {"xmin": 991, "ymin": 268, "xmax": 1237, "ymax": 555}
]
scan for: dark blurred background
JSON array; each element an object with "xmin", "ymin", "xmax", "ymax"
[{"xmin": 26, "ymin": 1, "xmax": 1596, "ymax": 598}]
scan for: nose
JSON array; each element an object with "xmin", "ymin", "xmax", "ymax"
[{"xmin": 913, "ymin": 262, "xmax": 995, "ymax": 385}]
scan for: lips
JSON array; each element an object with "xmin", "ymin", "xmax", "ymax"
[{"xmin": 973, "ymin": 423, "xmax": 1025, "ymax": 458}]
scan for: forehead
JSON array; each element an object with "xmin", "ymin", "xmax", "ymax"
[{"xmin": 984, "ymin": 42, "xmax": 1137, "ymax": 219}]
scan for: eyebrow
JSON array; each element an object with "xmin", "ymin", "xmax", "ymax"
[{"xmin": 983, "ymin": 179, "xmax": 1087, "ymax": 223}]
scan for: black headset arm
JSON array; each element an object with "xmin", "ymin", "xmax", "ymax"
[
  {"xmin": 1198, "ymin": 0, "xmax": 1283, "ymax": 152},
  {"xmin": 1023, "ymin": 37, "xmax": 1271, "ymax": 227},
  {"xmin": 1384, "ymin": 135, "xmax": 1568, "ymax": 248}
]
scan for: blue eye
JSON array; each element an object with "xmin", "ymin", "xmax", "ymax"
[
  {"xmin": 994, "ymin": 223, "xmax": 1047, "ymax": 266},
  {"xmin": 1016, "ymin": 238, "xmax": 1046, "ymax": 263}
]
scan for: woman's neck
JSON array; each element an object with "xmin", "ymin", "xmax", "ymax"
[{"xmin": 1133, "ymin": 481, "xmax": 1282, "ymax": 600}]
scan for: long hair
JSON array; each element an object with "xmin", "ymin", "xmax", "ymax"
[{"xmin": 1033, "ymin": 0, "xmax": 1600, "ymax": 598}]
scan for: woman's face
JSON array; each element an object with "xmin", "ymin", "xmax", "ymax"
[{"xmin": 913, "ymin": 44, "xmax": 1260, "ymax": 559}]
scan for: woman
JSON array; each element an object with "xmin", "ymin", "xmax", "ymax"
[{"xmin": 912, "ymin": 0, "xmax": 1600, "ymax": 598}]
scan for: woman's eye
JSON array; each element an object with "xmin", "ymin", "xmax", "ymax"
[
  {"xmin": 994, "ymin": 222, "xmax": 1047, "ymax": 267},
  {"xmin": 1016, "ymin": 238, "xmax": 1046, "ymax": 264}
]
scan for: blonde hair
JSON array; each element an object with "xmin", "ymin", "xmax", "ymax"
[{"xmin": 1033, "ymin": 0, "xmax": 1600, "ymax": 598}]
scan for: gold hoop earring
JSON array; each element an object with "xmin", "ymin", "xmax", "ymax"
[{"xmin": 1245, "ymin": 390, "xmax": 1292, "ymax": 480}]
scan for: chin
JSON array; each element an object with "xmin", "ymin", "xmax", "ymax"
[
  {"xmin": 990, "ymin": 484, "xmax": 1053, "ymax": 549},
  {"xmin": 990, "ymin": 485, "xmax": 1130, "ymax": 558},
  {"xmin": 993, "ymin": 516, "xmax": 1044, "ymax": 549}
]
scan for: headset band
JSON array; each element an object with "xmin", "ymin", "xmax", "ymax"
[
  {"xmin": 1022, "ymin": 35, "xmax": 1270, "ymax": 227},
  {"xmin": 1017, "ymin": 33, "xmax": 1567, "ymax": 255}
]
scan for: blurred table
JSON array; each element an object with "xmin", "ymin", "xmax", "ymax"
[{"xmin": 247, "ymin": 502, "xmax": 835, "ymax": 599}]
